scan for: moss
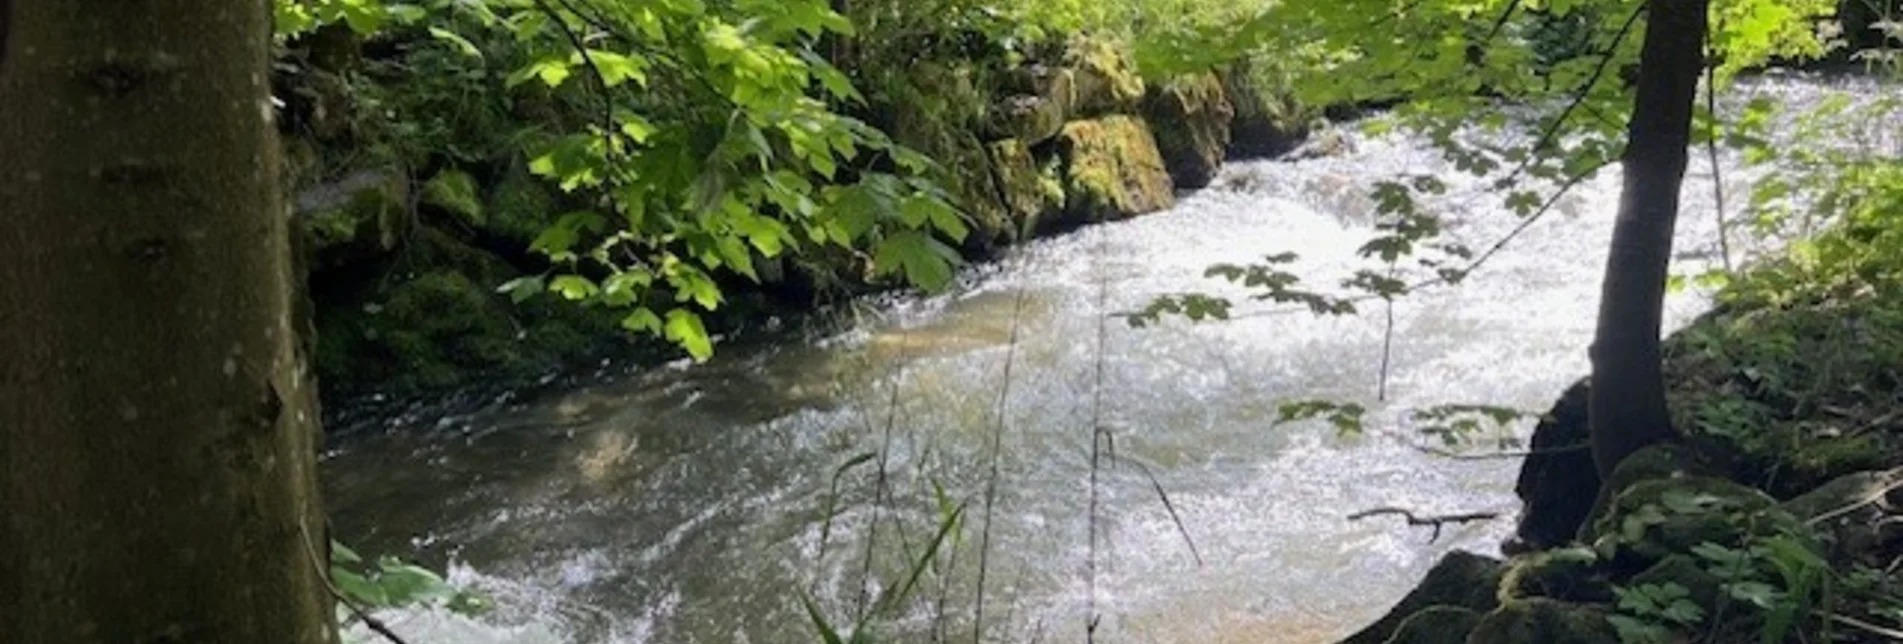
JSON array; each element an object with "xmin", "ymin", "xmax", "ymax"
[
  {"xmin": 485, "ymin": 162, "xmax": 556, "ymax": 248},
  {"xmin": 1467, "ymin": 599, "xmax": 1619, "ymax": 644},
  {"xmin": 1052, "ymin": 116, "xmax": 1174, "ymax": 230},
  {"xmin": 422, "ymin": 167, "xmax": 484, "ymax": 228},
  {"xmin": 1630, "ymin": 555, "xmax": 1724, "ymax": 610},
  {"xmin": 986, "ymin": 67, "xmax": 1076, "ymax": 145},
  {"xmin": 311, "ymin": 225, "xmax": 620, "ymax": 396},
  {"xmin": 296, "ymin": 168, "xmax": 409, "ymax": 269},
  {"xmin": 1339, "ymin": 551, "xmax": 1504, "ymax": 644},
  {"xmin": 1662, "ymin": 296, "xmax": 1903, "ymax": 497},
  {"xmin": 1062, "ymin": 37, "xmax": 1146, "ymax": 116},
  {"xmin": 1381, "ymin": 606, "xmax": 1482, "ymax": 644},
  {"xmin": 1218, "ymin": 57, "xmax": 1311, "ymax": 158},
  {"xmin": 984, "ymin": 138, "xmax": 1062, "ymax": 241},
  {"xmin": 1500, "ymin": 547, "xmax": 1614, "ymax": 603},
  {"xmin": 1586, "ymin": 475, "xmax": 1780, "ymax": 563},
  {"xmin": 1142, "ymin": 73, "xmax": 1233, "ymax": 189}
]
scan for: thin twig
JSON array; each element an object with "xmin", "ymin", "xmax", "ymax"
[
  {"xmin": 298, "ymin": 522, "xmax": 413, "ymax": 644},
  {"xmin": 1820, "ymin": 611, "xmax": 1903, "ymax": 640},
  {"xmin": 1803, "ymin": 470, "xmax": 1903, "ymax": 526},
  {"xmin": 1087, "ymin": 214, "xmax": 1113, "ymax": 642},
  {"xmin": 973, "ymin": 289, "xmax": 1029, "ymax": 643},
  {"xmin": 1706, "ymin": 46, "xmax": 1733, "ymax": 272},
  {"xmin": 1489, "ymin": 4, "xmax": 1645, "ymax": 192},
  {"xmin": 1118, "ymin": 454, "xmax": 1204, "ymax": 567},
  {"xmin": 1404, "ymin": 438, "xmax": 1591, "ymax": 461},
  {"xmin": 1347, "ymin": 507, "xmax": 1500, "ymax": 543}
]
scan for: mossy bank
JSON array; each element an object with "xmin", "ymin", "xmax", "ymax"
[{"xmin": 278, "ymin": 28, "xmax": 1312, "ymax": 410}]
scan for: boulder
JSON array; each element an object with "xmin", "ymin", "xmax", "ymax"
[
  {"xmin": 1584, "ymin": 474, "xmax": 1780, "ymax": 563},
  {"xmin": 484, "ymin": 162, "xmax": 558, "ymax": 248},
  {"xmin": 1505, "ymin": 380, "xmax": 1598, "ymax": 554},
  {"xmin": 986, "ymin": 66, "xmax": 1076, "ymax": 145},
  {"xmin": 984, "ymin": 138, "xmax": 1064, "ymax": 241},
  {"xmin": 1062, "ymin": 37, "xmax": 1146, "ymax": 116},
  {"xmin": 1382, "ymin": 606, "xmax": 1483, "ymax": 644},
  {"xmin": 1219, "ymin": 60, "xmax": 1310, "ymax": 159},
  {"xmin": 1142, "ymin": 73, "xmax": 1234, "ymax": 189},
  {"xmin": 1337, "ymin": 551, "xmax": 1504, "ymax": 644},
  {"xmin": 1778, "ymin": 466, "xmax": 1903, "ymax": 566},
  {"xmin": 1466, "ymin": 598, "xmax": 1619, "ymax": 644},
  {"xmin": 1499, "ymin": 546, "xmax": 1614, "ymax": 604},
  {"xmin": 1052, "ymin": 116, "xmax": 1175, "ymax": 230},
  {"xmin": 295, "ymin": 168, "xmax": 410, "ymax": 271}
]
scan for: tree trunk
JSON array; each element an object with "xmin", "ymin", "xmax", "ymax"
[
  {"xmin": 0, "ymin": 3, "xmax": 335, "ymax": 642},
  {"xmin": 1588, "ymin": 0, "xmax": 1709, "ymax": 477}
]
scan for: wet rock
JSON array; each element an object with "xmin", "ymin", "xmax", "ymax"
[
  {"xmin": 1051, "ymin": 116, "xmax": 1174, "ymax": 230},
  {"xmin": 1286, "ymin": 121, "xmax": 1355, "ymax": 160},
  {"xmin": 1338, "ymin": 551, "xmax": 1504, "ymax": 644},
  {"xmin": 1142, "ymin": 73, "xmax": 1234, "ymax": 189},
  {"xmin": 1505, "ymin": 379, "xmax": 1598, "ymax": 554},
  {"xmin": 1466, "ymin": 598, "xmax": 1619, "ymax": 644},
  {"xmin": 1219, "ymin": 60, "xmax": 1310, "ymax": 159}
]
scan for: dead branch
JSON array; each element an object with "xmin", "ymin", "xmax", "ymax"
[{"xmin": 1348, "ymin": 507, "xmax": 1501, "ymax": 543}]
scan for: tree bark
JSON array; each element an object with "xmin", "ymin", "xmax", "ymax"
[
  {"xmin": 1588, "ymin": 0, "xmax": 1709, "ymax": 477},
  {"xmin": 0, "ymin": 2, "xmax": 335, "ymax": 642}
]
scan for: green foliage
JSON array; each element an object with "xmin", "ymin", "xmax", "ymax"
[
  {"xmin": 330, "ymin": 540, "xmax": 490, "ymax": 634},
  {"xmin": 281, "ymin": 0, "xmax": 971, "ymax": 361}
]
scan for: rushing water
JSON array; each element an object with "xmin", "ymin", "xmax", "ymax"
[{"xmin": 323, "ymin": 78, "xmax": 1884, "ymax": 643}]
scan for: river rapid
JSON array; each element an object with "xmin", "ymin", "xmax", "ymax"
[{"xmin": 323, "ymin": 77, "xmax": 1882, "ymax": 643}]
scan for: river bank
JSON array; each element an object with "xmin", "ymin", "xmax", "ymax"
[{"xmin": 280, "ymin": 27, "xmax": 1314, "ymax": 419}]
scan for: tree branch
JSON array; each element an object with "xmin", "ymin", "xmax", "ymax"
[{"xmin": 1348, "ymin": 507, "xmax": 1501, "ymax": 543}]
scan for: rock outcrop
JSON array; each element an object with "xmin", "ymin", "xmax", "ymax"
[{"xmin": 1143, "ymin": 73, "xmax": 1234, "ymax": 189}]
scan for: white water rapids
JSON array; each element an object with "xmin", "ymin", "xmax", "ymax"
[{"xmin": 322, "ymin": 77, "xmax": 1886, "ymax": 643}]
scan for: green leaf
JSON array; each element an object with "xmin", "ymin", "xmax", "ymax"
[
  {"xmin": 496, "ymin": 275, "xmax": 547, "ymax": 304},
  {"xmin": 664, "ymin": 309, "xmax": 714, "ymax": 360},
  {"xmin": 622, "ymin": 308, "xmax": 664, "ymax": 334},
  {"xmin": 550, "ymin": 275, "xmax": 599, "ymax": 300},
  {"xmin": 873, "ymin": 230, "xmax": 957, "ymax": 292},
  {"xmin": 429, "ymin": 27, "xmax": 484, "ymax": 58}
]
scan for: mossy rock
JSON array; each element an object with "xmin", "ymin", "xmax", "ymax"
[
  {"xmin": 986, "ymin": 66, "xmax": 1076, "ymax": 145},
  {"xmin": 1380, "ymin": 606, "xmax": 1482, "ymax": 644},
  {"xmin": 311, "ymin": 226, "xmax": 618, "ymax": 396},
  {"xmin": 1218, "ymin": 59, "xmax": 1310, "ymax": 159},
  {"xmin": 1629, "ymin": 555, "xmax": 1724, "ymax": 610},
  {"xmin": 1062, "ymin": 37, "xmax": 1145, "ymax": 116},
  {"xmin": 1585, "ymin": 475, "xmax": 1781, "ymax": 564},
  {"xmin": 1499, "ymin": 546, "xmax": 1614, "ymax": 604},
  {"xmin": 1338, "ymin": 551, "xmax": 1504, "ymax": 644},
  {"xmin": 1052, "ymin": 116, "xmax": 1174, "ymax": 230},
  {"xmin": 295, "ymin": 168, "xmax": 410, "ymax": 271},
  {"xmin": 984, "ymin": 138, "xmax": 1063, "ymax": 240},
  {"xmin": 1778, "ymin": 466, "xmax": 1903, "ymax": 565},
  {"xmin": 1466, "ymin": 598, "xmax": 1618, "ymax": 644},
  {"xmin": 485, "ymin": 162, "xmax": 557, "ymax": 248},
  {"xmin": 1142, "ymin": 73, "xmax": 1234, "ymax": 189}
]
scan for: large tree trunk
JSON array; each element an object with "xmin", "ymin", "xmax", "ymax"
[
  {"xmin": 1588, "ymin": 0, "xmax": 1709, "ymax": 477},
  {"xmin": 0, "ymin": 2, "xmax": 335, "ymax": 642}
]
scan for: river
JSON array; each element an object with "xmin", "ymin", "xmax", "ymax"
[{"xmin": 322, "ymin": 77, "xmax": 1880, "ymax": 643}]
